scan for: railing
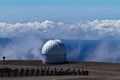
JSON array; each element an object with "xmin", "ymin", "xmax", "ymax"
[{"xmin": 0, "ymin": 67, "xmax": 89, "ymax": 77}]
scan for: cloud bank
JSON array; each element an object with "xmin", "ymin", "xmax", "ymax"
[
  {"xmin": 85, "ymin": 41, "xmax": 120, "ymax": 63},
  {"xmin": 0, "ymin": 35, "xmax": 43, "ymax": 60},
  {"xmin": 1, "ymin": 20, "xmax": 120, "ymax": 62},
  {"xmin": 0, "ymin": 20, "xmax": 120, "ymax": 39}
]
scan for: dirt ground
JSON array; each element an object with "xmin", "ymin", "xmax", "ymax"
[{"xmin": 0, "ymin": 60, "xmax": 120, "ymax": 80}]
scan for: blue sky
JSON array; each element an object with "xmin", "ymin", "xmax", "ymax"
[
  {"xmin": 0, "ymin": 0, "xmax": 120, "ymax": 23},
  {"xmin": 0, "ymin": 0, "xmax": 120, "ymax": 6}
]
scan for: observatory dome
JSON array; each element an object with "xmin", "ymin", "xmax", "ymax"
[{"xmin": 42, "ymin": 39, "xmax": 66, "ymax": 63}]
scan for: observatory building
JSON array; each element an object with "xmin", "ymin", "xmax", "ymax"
[{"xmin": 42, "ymin": 39, "xmax": 66, "ymax": 64}]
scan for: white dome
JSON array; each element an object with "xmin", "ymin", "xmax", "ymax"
[
  {"xmin": 42, "ymin": 39, "xmax": 66, "ymax": 55},
  {"xmin": 42, "ymin": 39, "xmax": 66, "ymax": 63}
]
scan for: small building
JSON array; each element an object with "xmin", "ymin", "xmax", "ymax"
[{"xmin": 42, "ymin": 39, "xmax": 66, "ymax": 64}]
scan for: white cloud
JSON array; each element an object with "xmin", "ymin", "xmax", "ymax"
[
  {"xmin": 85, "ymin": 41, "xmax": 120, "ymax": 63},
  {"xmin": 0, "ymin": 35, "xmax": 43, "ymax": 60},
  {"xmin": 0, "ymin": 20, "xmax": 120, "ymax": 39}
]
